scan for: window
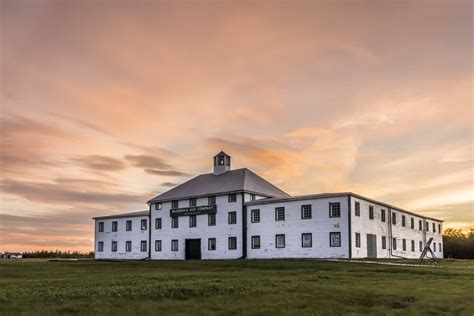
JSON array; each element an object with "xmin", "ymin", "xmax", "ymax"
[
  {"xmin": 329, "ymin": 203, "xmax": 341, "ymax": 218},
  {"xmin": 98, "ymin": 241, "xmax": 104, "ymax": 252},
  {"xmin": 302, "ymin": 233, "xmax": 312, "ymax": 248},
  {"xmin": 411, "ymin": 240, "xmax": 415, "ymax": 252},
  {"xmin": 381, "ymin": 209, "xmax": 386, "ymax": 222},
  {"xmin": 355, "ymin": 233, "xmax": 361, "ymax": 248},
  {"xmin": 250, "ymin": 194, "xmax": 256, "ymax": 201},
  {"xmin": 411, "ymin": 218, "xmax": 414, "ymax": 229},
  {"xmin": 275, "ymin": 234, "xmax": 285, "ymax": 248},
  {"xmin": 155, "ymin": 240, "xmax": 162, "ymax": 252},
  {"xmin": 419, "ymin": 220, "xmax": 422, "ymax": 231},
  {"xmin": 141, "ymin": 219, "xmax": 147, "ymax": 230},
  {"xmin": 402, "ymin": 215, "xmax": 406, "ymax": 227},
  {"xmin": 171, "ymin": 217, "xmax": 179, "ymax": 228},
  {"xmin": 111, "ymin": 241, "xmax": 117, "ymax": 252},
  {"xmin": 251, "ymin": 236, "xmax": 260, "ymax": 249},
  {"xmin": 140, "ymin": 240, "xmax": 147, "ymax": 252},
  {"xmin": 330, "ymin": 232, "xmax": 341, "ymax": 247},
  {"xmin": 171, "ymin": 239, "xmax": 178, "ymax": 251},
  {"xmin": 433, "ymin": 243, "xmax": 436, "ymax": 252},
  {"xmin": 251, "ymin": 209, "xmax": 260, "ymax": 223},
  {"xmin": 228, "ymin": 237, "xmax": 237, "ymax": 250},
  {"xmin": 419, "ymin": 241, "xmax": 423, "ymax": 252},
  {"xmin": 208, "ymin": 238, "xmax": 216, "ymax": 251},
  {"xmin": 228, "ymin": 211, "xmax": 237, "ymax": 225},
  {"xmin": 275, "ymin": 207, "xmax": 285, "ymax": 221},
  {"xmin": 172, "ymin": 200, "xmax": 179, "ymax": 209},
  {"xmin": 98, "ymin": 222, "xmax": 104, "ymax": 232},
  {"xmin": 355, "ymin": 202, "xmax": 360, "ymax": 216},
  {"xmin": 155, "ymin": 218, "xmax": 162, "ymax": 229},
  {"xmin": 189, "ymin": 198, "xmax": 197, "ymax": 207},
  {"xmin": 126, "ymin": 241, "xmax": 132, "ymax": 252},
  {"xmin": 112, "ymin": 221, "xmax": 118, "ymax": 232},
  {"xmin": 392, "ymin": 212, "xmax": 397, "ymax": 225},
  {"xmin": 425, "ymin": 221, "xmax": 429, "ymax": 231},
  {"xmin": 432, "ymin": 223, "xmax": 436, "ymax": 233},
  {"xmin": 208, "ymin": 213, "xmax": 216, "ymax": 226},
  {"xmin": 228, "ymin": 193, "xmax": 237, "ymax": 203},
  {"xmin": 189, "ymin": 215, "xmax": 197, "ymax": 228},
  {"xmin": 155, "ymin": 202, "xmax": 162, "ymax": 210},
  {"xmin": 402, "ymin": 239, "xmax": 406, "ymax": 251},
  {"xmin": 208, "ymin": 195, "xmax": 216, "ymax": 205},
  {"xmin": 301, "ymin": 205, "xmax": 312, "ymax": 219},
  {"xmin": 382, "ymin": 236, "xmax": 386, "ymax": 249},
  {"xmin": 439, "ymin": 243, "xmax": 442, "ymax": 252},
  {"xmin": 126, "ymin": 220, "xmax": 132, "ymax": 231},
  {"xmin": 438, "ymin": 224, "xmax": 441, "ymax": 234},
  {"xmin": 369, "ymin": 206, "xmax": 374, "ymax": 220},
  {"xmin": 392, "ymin": 238, "xmax": 397, "ymax": 250}
]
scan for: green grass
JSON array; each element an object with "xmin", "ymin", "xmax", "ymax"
[{"xmin": 0, "ymin": 259, "xmax": 473, "ymax": 315}]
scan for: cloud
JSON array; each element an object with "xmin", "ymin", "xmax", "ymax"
[
  {"xmin": 124, "ymin": 155, "xmax": 172, "ymax": 169},
  {"xmin": 161, "ymin": 182, "xmax": 176, "ymax": 187},
  {"xmin": 69, "ymin": 155, "xmax": 127, "ymax": 171},
  {"xmin": 144, "ymin": 169, "xmax": 189, "ymax": 177}
]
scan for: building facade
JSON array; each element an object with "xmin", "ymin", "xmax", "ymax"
[{"xmin": 94, "ymin": 152, "xmax": 443, "ymax": 260}]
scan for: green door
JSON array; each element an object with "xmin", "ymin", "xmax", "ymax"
[{"xmin": 367, "ymin": 234, "xmax": 377, "ymax": 259}]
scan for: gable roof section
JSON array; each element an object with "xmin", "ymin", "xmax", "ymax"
[{"xmin": 147, "ymin": 168, "xmax": 290, "ymax": 203}]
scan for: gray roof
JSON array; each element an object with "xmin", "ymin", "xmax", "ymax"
[
  {"xmin": 93, "ymin": 210, "xmax": 149, "ymax": 220},
  {"xmin": 148, "ymin": 168, "xmax": 290, "ymax": 203}
]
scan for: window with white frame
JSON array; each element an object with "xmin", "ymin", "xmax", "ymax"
[
  {"xmin": 189, "ymin": 198, "xmax": 197, "ymax": 207},
  {"xmin": 355, "ymin": 202, "xmax": 360, "ymax": 217},
  {"xmin": 432, "ymin": 222, "xmax": 436, "ymax": 232},
  {"xmin": 208, "ymin": 213, "xmax": 216, "ymax": 226},
  {"xmin": 228, "ymin": 211, "xmax": 237, "ymax": 224},
  {"xmin": 98, "ymin": 241, "xmax": 104, "ymax": 252},
  {"xmin": 155, "ymin": 218, "xmax": 162, "ymax": 229},
  {"xmin": 419, "ymin": 241, "xmax": 423, "ymax": 252},
  {"xmin": 411, "ymin": 240, "xmax": 415, "ymax": 252},
  {"xmin": 275, "ymin": 207, "xmax": 285, "ymax": 221},
  {"xmin": 402, "ymin": 239, "xmax": 406, "ymax": 251},
  {"xmin": 126, "ymin": 241, "xmax": 132, "ymax": 252},
  {"xmin": 302, "ymin": 233, "xmax": 312, "ymax": 248},
  {"xmin": 402, "ymin": 215, "xmax": 406, "ymax": 227},
  {"xmin": 155, "ymin": 240, "xmax": 162, "ymax": 252},
  {"xmin": 171, "ymin": 217, "xmax": 178, "ymax": 228},
  {"xmin": 141, "ymin": 219, "xmax": 147, "ymax": 230},
  {"xmin": 140, "ymin": 240, "xmax": 147, "ymax": 252},
  {"xmin": 330, "ymin": 232, "xmax": 341, "ymax": 247},
  {"xmin": 251, "ymin": 209, "xmax": 260, "ymax": 223},
  {"xmin": 155, "ymin": 202, "xmax": 162, "ymax": 210},
  {"xmin": 171, "ymin": 239, "xmax": 178, "ymax": 251},
  {"xmin": 208, "ymin": 196, "xmax": 216, "ymax": 205},
  {"xmin": 382, "ymin": 236, "xmax": 386, "ymax": 249},
  {"xmin": 112, "ymin": 221, "xmax": 118, "ymax": 232},
  {"xmin": 189, "ymin": 215, "xmax": 197, "ymax": 228},
  {"xmin": 98, "ymin": 222, "xmax": 104, "ymax": 232},
  {"xmin": 369, "ymin": 206, "xmax": 374, "ymax": 220},
  {"xmin": 392, "ymin": 238, "xmax": 397, "ymax": 250},
  {"xmin": 411, "ymin": 218, "xmax": 414, "ymax": 229},
  {"xmin": 208, "ymin": 238, "xmax": 216, "ymax": 251},
  {"xmin": 228, "ymin": 237, "xmax": 237, "ymax": 250},
  {"xmin": 275, "ymin": 234, "xmax": 285, "ymax": 248},
  {"xmin": 433, "ymin": 242, "xmax": 436, "ymax": 252},
  {"xmin": 172, "ymin": 200, "xmax": 179, "ymax": 209},
  {"xmin": 228, "ymin": 194, "xmax": 237, "ymax": 203},
  {"xmin": 392, "ymin": 212, "xmax": 397, "ymax": 225},
  {"xmin": 301, "ymin": 205, "xmax": 312, "ymax": 219},
  {"xmin": 355, "ymin": 233, "xmax": 361, "ymax": 248},
  {"xmin": 111, "ymin": 241, "xmax": 117, "ymax": 252},
  {"xmin": 329, "ymin": 203, "xmax": 341, "ymax": 218},
  {"xmin": 251, "ymin": 236, "xmax": 260, "ymax": 249},
  {"xmin": 126, "ymin": 220, "xmax": 132, "ymax": 231}
]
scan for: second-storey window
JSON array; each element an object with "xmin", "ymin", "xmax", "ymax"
[
  {"xmin": 355, "ymin": 233, "xmax": 361, "ymax": 248},
  {"xmin": 171, "ymin": 217, "xmax": 179, "ymax": 228},
  {"xmin": 155, "ymin": 218, "xmax": 162, "ymax": 229},
  {"xmin": 251, "ymin": 209, "xmax": 260, "ymax": 223},
  {"xmin": 189, "ymin": 215, "xmax": 197, "ymax": 228},
  {"xmin": 275, "ymin": 234, "xmax": 285, "ymax": 248},
  {"xmin": 228, "ymin": 193, "xmax": 237, "ymax": 203},
  {"xmin": 432, "ymin": 222, "xmax": 436, "ymax": 232},
  {"xmin": 228, "ymin": 211, "xmax": 237, "ymax": 224},
  {"xmin": 155, "ymin": 202, "xmax": 162, "ymax": 210},
  {"xmin": 251, "ymin": 236, "xmax": 260, "ymax": 249},
  {"xmin": 419, "ymin": 220, "xmax": 422, "ymax": 231},
  {"xmin": 141, "ymin": 219, "xmax": 147, "ymax": 230},
  {"xmin": 208, "ymin": 195, "xmax": 216, "ymax": 205},
  {"xmin": 112, "ymin": 221, "xmax": 118, "ymax": 232},
  {"xmin": 438, "ymin": 224, "xmax": 441, "ymax": 234},
  {"xmin": 381, "ymin": 209, "xmax": 386, "ymax": 222},
  {"xmin": 302, "ymin": 233, "xmax": 312, "ymax": 248},
  {"xmin": 98, "ymin": 222, "xmax": 104, "ymax": 232},
  {"xmin": 402, "ymin": 215, "xmax": 406, "ymax": 227},
  {"xmin": 329, "ymin": 203, "xmax": 341, "ymax": 218},
  {"xmin": 355, "ymin": 201, "xmax": 360, "ymax": 216},
  {"xmin": 111, "ymin": 241, "xmax": 117, "ymax": 252},
  {"xmin": 172, "ymin": 200, "xmax": 179, "ymax": 209},
  {"xmin": 126, "ymin": 220, "xmax": 132, "ymax": 231},
  {"xmin": 208, "ymin": 213, "xmax": 216, "ymax": 226},
  {"xmin": 411, "ymin": 218, "xmax": 414, "ymax": 229},
  {"xmin": 301, "ymin": 205, "xmax": 312, "ymax": 219},
  {"xmin": 392, "ymin": 213, "xmax": 397, "ymax": 225},
  {"xmin": 275, "ymin": 207, "xmax": 285, "ymax": 221},
  {"xmin": 189, "ymin": 198, "xmax": 197, "ymax": 207},
  {"xmin": 126, "ymin": 241, "xmax": 132, "ymax": 252},
  {"xmin": 330, "ymin": 232, "xmax": 341, "ymax": 247},
  {"xmin": 369, "ymin": 206, "xmax": 374, "ymax": 220}
]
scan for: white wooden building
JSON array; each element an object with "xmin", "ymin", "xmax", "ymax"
[{"xmin": 94, "ymin": 151, "xmax": 443, "ymax": 260}]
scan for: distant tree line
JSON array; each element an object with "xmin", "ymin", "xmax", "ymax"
[
  {"xmin": 443, "ymin": 229, "xmax": 474, "ymax": 259},
  {"xmin": 20, "ymin": 250, "xmax": 94, "ymax": 258}
]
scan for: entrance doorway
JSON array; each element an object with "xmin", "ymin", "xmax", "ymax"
[
  {"xmin": 367, "ymin": 234, "xmax": 377, "ymax": 259},
  {"xmin": 185, "ymin": 239, "xmax": 201, "ymax": 260}
]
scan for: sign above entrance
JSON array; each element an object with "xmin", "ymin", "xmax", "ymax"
[{"xmin": 170, "ymin": 205, "xmax": 217, "ymax": 217}]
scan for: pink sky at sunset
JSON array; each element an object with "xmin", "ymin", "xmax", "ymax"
[{"xmin": 1, "ymin": 0, "xmax": 472, "ymax": 252}]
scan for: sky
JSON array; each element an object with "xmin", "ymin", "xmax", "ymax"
[{"xmin": 0, "ymin": 0, "xmax": 472, "ymax": 252}]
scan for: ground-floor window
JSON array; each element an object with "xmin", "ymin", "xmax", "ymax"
[
  {"xmin": 189, "ymin": 215, "xmax": 197, "ymax": 228},
  {"xmin": 140, "ymin": 240, "xmax": 147, "ymax": 252},
  {"xmin": 126, "ymin": 241, "xmax": 132, "ymax": 252},
  {"xmin": 98, "ymin": 241, "xmax": 104, "ymax": 252},
  {"xmin": 433, "ymin": 243, "xmax": 436, "ymax": 252},
  {"xmin": 228, "ymin": 237, "xmax": 237, "ymax": 250},
  {"xmin": 155, "ymin": 240, "xmax": 162, "ymax": 252},
  {"xmin": 302, "ymin": 233, "xmax": 312, "ymax": 248},
  {"xmin": 402, "ymin": 239, "xmax": 406, "ymax": 251},
  {"xmin": 411, "ymin": 240, "xmax": 415, "ymax": 252},
  {"xmin": 251, "ymin": 236, "xmax": 260, "ymax": 249},
  {"xmin": 381, "ymin": 236, "xmax": 386, "ymax": 249},
  {"xmin": 355, "ymin": 233, "xmax": 361, "ymax": 248},
  {"xmin": 330, "ymin": 232, "xmax": 341, "ymax": 247},
  {"xmin": 171, "ymin": 239, "xmax": 178, "ymax": 251},
  {"xmin": 392, "ymin": 238, "xmax": 397, "ymax": 250},
  {"xmin": 111, "ymin": 241, "xmax": 117, "ymax": 252},
  {"xmin": 439, "ymin": 243, "xmax": 442, "ymax": 252},
  {"xmin": 419, "ymin": 241, "xmax": 423, "ymax": 252},
  {"xmin": 208, "ymin": 238, "xmax": 216, "ymax": 251},
  {"xmin": 275, "ymin": 234, "xmax": 285, "ymax": 248}
]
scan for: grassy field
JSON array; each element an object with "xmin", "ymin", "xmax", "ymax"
[{"xmin": 0, "ymin": 259, "xmax": 473, "ymax": 315}]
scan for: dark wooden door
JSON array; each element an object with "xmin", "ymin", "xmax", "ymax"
[{"xmin": 185, "ymin": 239, "xmax": 201, "ymax": 260}]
